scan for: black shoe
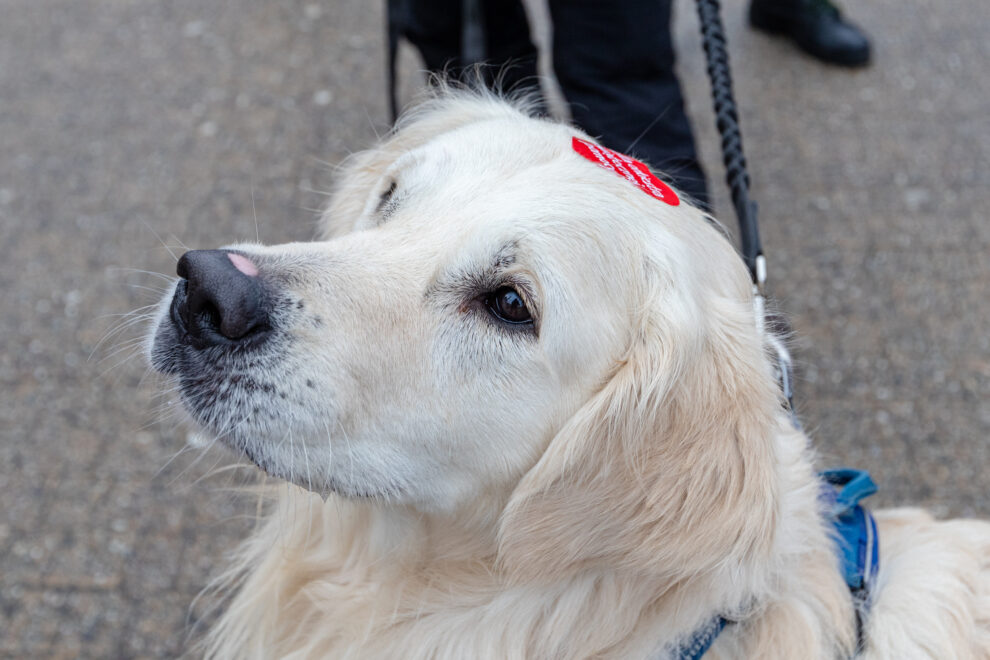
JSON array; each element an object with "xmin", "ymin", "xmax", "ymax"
[{"xmin": 749, "ymin": 0, "xmax": 871, "ymax": 67}]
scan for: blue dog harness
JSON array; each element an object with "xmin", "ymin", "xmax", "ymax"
[{"xmin": 669, "ymin": 469, "xmax": 880, "ymax": 660}]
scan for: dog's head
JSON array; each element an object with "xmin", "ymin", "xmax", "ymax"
[{"xmin": 148, "ymin": 92, "xmax": 782, "ymax": 578}]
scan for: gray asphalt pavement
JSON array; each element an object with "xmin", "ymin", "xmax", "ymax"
[{"xmin": 1, "ymin": 0, "xmax": 988, "ymax": 656}]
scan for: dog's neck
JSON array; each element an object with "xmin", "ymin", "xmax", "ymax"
[{"xmin": 203, "ymin": 416, "xmax": 856, "ymax": 658}]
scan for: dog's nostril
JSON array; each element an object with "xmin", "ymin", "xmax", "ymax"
[
  {"xmin": 195, "ymin": 300, "xmax": 222, "ymax": 332},
  {"xmin": 174, "ymin": 249, "xmax": 270, "ymax": 345}
]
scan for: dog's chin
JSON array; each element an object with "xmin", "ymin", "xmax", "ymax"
[
  {"xmin": 191, "ymin": 418, "xmax": 337, "ymax": 496},
  {"xmin": 177, "ymin": 397, "xmax": 405, "ymax": 502}
]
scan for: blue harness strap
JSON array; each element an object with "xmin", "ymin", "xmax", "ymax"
[
  {"xmin": 665, "ymin": 469, "xmax": 880, "ymax": 659},
  {"xmin": 819, "ymin": 469, "xmax": 880, "ymax": 598},
  {"xmin": 673, "ymin": 616, "xmax": 728, "ymax": 660}
]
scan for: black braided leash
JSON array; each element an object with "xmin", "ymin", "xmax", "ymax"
[
  {"xmin": 694, "ymin": 0, "xmax": 797, "ymax": 415},
  {"xmin": 695, "ymin": 0, "xmax": 764, "ymax": 288}
]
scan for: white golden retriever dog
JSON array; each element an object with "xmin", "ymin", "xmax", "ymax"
[{"xmin": 148, "ymin": 92, "xmax": 990, "ymax": 659}]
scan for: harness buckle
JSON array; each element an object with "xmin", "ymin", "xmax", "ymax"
[{"xmin": 819, "ymin": 470, "xmax": 881, "ymax": 597}]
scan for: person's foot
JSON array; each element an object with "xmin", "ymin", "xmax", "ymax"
[{"xmin": 749, "ymin": 0, "xmax": 871, "ymax": 67}]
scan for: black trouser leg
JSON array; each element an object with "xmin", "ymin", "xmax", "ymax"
[
  {"xmin": 548, "ymin": 0, "xmax": 709, "ymax": 207},
  {"xmin": 398, "ymin": 0, "xmax": 542, "ymax": 97}
]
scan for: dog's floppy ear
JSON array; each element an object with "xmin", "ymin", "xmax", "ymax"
[
  {"xmin": 497, "ymin": 240, "xmax": 782, "ymax": 584},
  {"xmin": 320, "ymin": 90, "xmax": 537, "ymax": 239}
]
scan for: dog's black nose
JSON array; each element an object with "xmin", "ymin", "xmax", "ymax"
[{"xmin": 174, "ymin": 249, "xmax": 269, "ymax": 345}]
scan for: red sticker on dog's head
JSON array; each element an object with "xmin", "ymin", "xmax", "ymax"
[{"xmin": 572, "ymin": 137, "xmax": 679, "ymax": 206}]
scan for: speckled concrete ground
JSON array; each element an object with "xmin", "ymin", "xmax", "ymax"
[{"xmin": 1, "ymin": 0, "xmax": 987, "ymax": 656}]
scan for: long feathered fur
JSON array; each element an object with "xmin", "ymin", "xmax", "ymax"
[{"xmin": 184, "ymin": 91, "xmax": 990, "ymax": 659}]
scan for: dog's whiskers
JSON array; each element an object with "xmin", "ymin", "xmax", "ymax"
[
  {"xmin": 140, "ymin": 218, "xmax": 180, "ymax": 263},
  {"xmin": 107, "ymin": 266, "xmax": 178, "ymax": 283},
  {"xmin": 90, "ymin": 309, "xmax": 158, "ymax": 360},
  {"xmin": 250, "ymin": 183, "xmax": 261, "ymax": 244},
  {"xmin": 166, "ymin": 232, "xmax": 190, "ymax": 252}
]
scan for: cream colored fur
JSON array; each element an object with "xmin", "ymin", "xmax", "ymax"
[{"xmin": 152, "ymin": 92, "xmax": 990, "ymax": 659}]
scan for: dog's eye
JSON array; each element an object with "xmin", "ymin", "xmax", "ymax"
[{"xmin": 484, "ymin": 287, "xmax": 532, "ymax": 325}]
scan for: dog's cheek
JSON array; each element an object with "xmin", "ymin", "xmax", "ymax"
[{"xmin": 429, "ymin": 346, "xmax": 567, "ymax": 490}]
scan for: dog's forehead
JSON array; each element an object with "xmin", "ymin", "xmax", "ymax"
[
  {"xmin": 412, "ymin": 118, "xmax": 679, "ymax": 225},
  {"xmin": 419, "ymin": 117, "xmax": 572, "ymax": 176},
  {"xmin": 398, "ymin": 119, "xmax": 639, "ymax": 227},
  {"xmin": 402, "ymin": 137, "xmax": 623, "ymax": 245}
]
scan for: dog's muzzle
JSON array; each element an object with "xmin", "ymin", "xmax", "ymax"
[{"xmin": 169, "ymin": 249, "xmax": 271, "ymax": 349}]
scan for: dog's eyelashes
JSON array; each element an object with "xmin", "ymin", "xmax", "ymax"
[
  {"xmin": 376, "ymin": 180, "xmax": 398, "ymax": 219},
  {"xmin": 378, "ymin": 180, "xmax": 396, "ymax": 206},
  {"xmin": 484, "ymin": 287, "xmax": 533, "ymax": 326}
]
